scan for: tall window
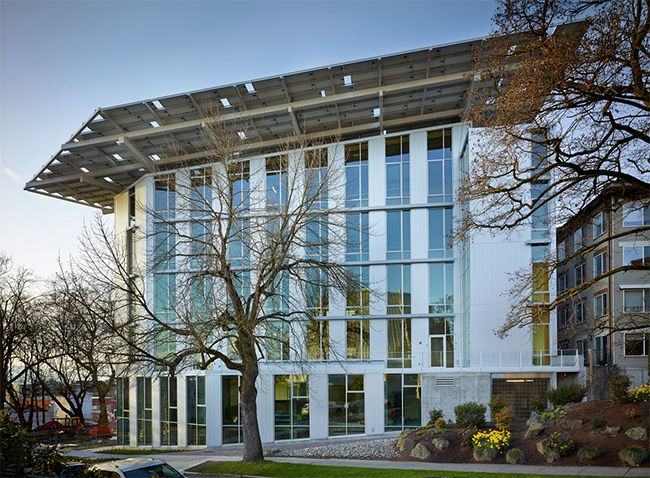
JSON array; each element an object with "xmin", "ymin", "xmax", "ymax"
[
  {"xmin": 384, "ymin": 374, "xmax": 421, "ymax": 431},
  {"xmin": 116, "ymin": 377, "xmax": 130, "ymax": 446},
  {"xmin": 624, "ymin": 289, "xmax": 650, "ymax": 312},
  {"xmin": 228, "ymin": 218, "xmax": 249, "ymax": 268},
  {"xmin": 306, "ymin": 216, "xmax": 328, "ymax": 261},
  {"xmin": 624, "ymin": 333, "xmax": 649, "ymax": 356},
  {"xmin": 190, "ymin": 220, "xmax": 211, "ymax": 269},
  {"xmin": 573, "ymin": 226, "xmax": 585, "ymax": 251},
  {"xmin": 136, "ymin": 377, "xmax": 152, "ymax": 446},
  {"xmin": 305, "ymin": 149, "xmax": 328, "ymax": 208},
  {"xmin": 429, "ymin": 208, "xmax": 453, "ymax": 258},
  {"xmin": 386, "ymin": 135, "xmax": 410, "ymax": 205},
  {"xmin": 574, "ymin": 263, "xmax": 585, "ymax": 286},
  {"xmin": 557, "ymin": 307, "xmax": 569, "ymax": 329},
  {"xmin": 346, "ymin": 213, "xmax": 369, "ymax": 262},
  {"xmin": 190, "ymin": 167, "xmax": 212, "ymax": 217},
  {"xmin": 427, "ymin": 129, "xmax": 452, "ymax": 203},
  {"xmin": 306, "ymin": 269, "xmax": 329, "ymax": 316},
  {"xmin": 387, "ymin": 265, "xmax": 411, "ymax": 314},
  {"xmin": 222, "ymin": 376, "xmax": 241, "ymax": 444},
  {"xmin": 593, "ymin": 211, "xmax": 606, "ymax": 237},
  {"xmin": 232, "ymin": 161, "xmax": 250, "ymax": 211},
  {"xmin": 346, "ymin": 266, "xmax": 370, "ymax": 316},
  {"xmin": 557, "ymin": 273, "xmax": 568, "ymax": 295},
  {"xmin": 429, "ymin": 263, "xmax": 454, "ymax": 313},
  {"xmin": 267, "ymin": 156, "xmax": 288, "ymax": 208},
  {"xmin": 574, "ymin": 300, "xmax": 586, "ymax": 323},
  {"xmin": 160, "ymin": 377, "xmax": 178, "ymax": 446},
  {"xmin": 155, "ymin": 175, "xmax": 175, "ymax": 219},
  {"xmin": 306, "ymin": 320, "xmax": 329, "ymax": 360},
  {"xmin": 387, "ymin": 318, "xmax": 411, "ymax": 368},
  {"xmin": 623, "ymin": 246, "xmax": 650, "ymax": 266},
  {"xmin": 623, "ymin": 202, "xmax": 649, "ymax": 227},
  {"xmin": 346, "ymin": 320, "xmax": 370, "ymax": 359},
  {"xmin": 594, "ymin": 293, "xmax": 608, "ymax": 317},
  {"xmin": 532, "ymin": 262, "xmax": 550, "ymax": 303},
  {"xmin": 593, "ymin": 252, "xmax": 607, "ymax": 277},
  {"xmin": 274, "ymin": 375, "xmax": 309, "ymax": 440},
  {"xmin": 268, "ymin": 272, "xmax": 289, "ymax": 315},
  {"xmin": 386, "ymin": 210, "xmax": 410, "ymax": 260},
  {"xmin": 267, "ymin": 321, "xmax": 290, "ymax": 361},
  {"xmin": 154, "ymin": 224, "xmax": 175, "ymax": 270},
  {"xmin": 429, "ymin": 317, "xmax": 454, "ymax": 368},
  {"xmin": 328, "ymin": 375, "xmax": 365, "ymax": 436},
  {"xmin": 532, "ymin": 307, "xmax": 550, "ymax": 365},
  {"xmin": 557, "ymin": 240, "xmax": 567, "ymax": 262},
  {"xmin": 531, "ymin": 182, "xmax": 549, "ymax": 239},
  {"xmin": 345, "ymin": 142, "xmax": 368, "ymax": 208},
  {"xmin": 187, "ymin": 376, "xmax": 206, "ymax": 446},
  {"xmin": 155, "ymin": 274, "xmax": 176, "ymax": 360}
]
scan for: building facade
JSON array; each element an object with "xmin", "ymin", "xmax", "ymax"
[
  {"xmin": 556, "ymin": 188, "xmax": 650, "ymax": 392},
  {"xmin": 27, "ymin": 37, "xmax": 581, "ymax": 448}
]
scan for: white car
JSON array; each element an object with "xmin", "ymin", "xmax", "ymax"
[{"xmin": 90, "ymin": 458, "xmax": 186, "ymax": 478}]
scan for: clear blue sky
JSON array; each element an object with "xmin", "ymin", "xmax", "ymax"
[{"xmin": 0, "ymin": 0, "xmax": 497, "ymax": 277}]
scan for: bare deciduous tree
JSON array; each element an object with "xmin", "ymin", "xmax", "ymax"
[{"xmin": 461, "ymin": 0, "xmax": 649, "ymax": 338}]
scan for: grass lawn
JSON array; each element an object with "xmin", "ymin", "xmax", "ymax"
[
  {"xmin": 190, "ymin": 460, "xmax": 608, "ymax": 478},
  {"xmin": 95, "ymin": 447, "xmax": 190, "ymax": 455}
]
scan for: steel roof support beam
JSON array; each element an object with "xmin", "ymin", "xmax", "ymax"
[{"xmin": 118, "ymin": 136, "xmax": 154, "ymax": 171}]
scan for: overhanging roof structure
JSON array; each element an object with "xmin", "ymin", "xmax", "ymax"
[{"xmin": 25, "ymin": 37, "xmax": 481, "ymax": 213}]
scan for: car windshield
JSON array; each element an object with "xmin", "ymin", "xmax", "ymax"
[{"xmin": 124, "ymin": 464, "xmax": 182, "ymax": 478}]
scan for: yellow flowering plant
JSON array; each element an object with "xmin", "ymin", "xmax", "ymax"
[
  {"xmin": 471, "ymin": 429, "xmax": 511, "ymax": 453},
  {"xmin": 629, "ymin": 383, "xmax": 650, "ymax": 402}
]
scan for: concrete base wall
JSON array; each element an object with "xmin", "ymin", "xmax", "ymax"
[{"xmin": 421, "ymin": 373, "xmax": 491, "ymax": 424}]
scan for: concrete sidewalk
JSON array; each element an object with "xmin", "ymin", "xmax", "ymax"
[{"xmin": 65, "ymin": 447, "xmax": 650, "ymax": 477}]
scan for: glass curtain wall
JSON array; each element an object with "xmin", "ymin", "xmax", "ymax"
[
  {"xmin": 384, "ymin": 374, "xmax": 421, "ymax": 431},
  {"xmin": 136, "ymin": 377, "xmax": 152, "ymax": 445},
  {"xmin": 116, "ymin": 377, "xmax": 130, "ymax": 446},
  {"xmin": 160, "ymin": 377, "xmax": 178, "ymax": 446},
  {"xmin": 222, "ymin": 376, "xmax": 241, "ymax": 444},
  {"xmin": 387, "ymin": 319, "xmax": 412, "ymax": 368},
  {"xmin": 187, "ymin": 376, "xmax": 207, "ymax": 445},
  {"xmin": 328, "ymin": 375, "xmax": 365, "ymax": 436},
  {"xmin": 274, "ymin": 375, "xmax": 309, "ymax": 440}
]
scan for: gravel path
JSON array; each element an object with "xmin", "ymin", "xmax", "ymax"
[{"xmin": 267, "ymin": 437, "xmax": 399, "ymax": 460}]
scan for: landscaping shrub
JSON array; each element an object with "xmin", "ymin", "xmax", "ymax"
[
  {"xmin": 619, "ymin": 446, "xmax": 649, "ymax": 467},
  {"xmin": 609, "ymin": 375, "xmax": 631, "ymax": 404},
  {"xmin": 628, "ymin": 383, "xmax": 650, "ymax": 402},
  {"xmin": 454, "ymin": 402, "xmax": 486, "ymax": 428},
  {"xmin": 577, "ymin": 446, "xmax": 601, "ymax": 461},
  {"xmin": 493, "ymin": 408, "xmax": 511, "ymax": 431},
  {"xmin": 626, "ymin": 407, "xmax": 636, "ymax": 419},
  {"xmin": 540, "ymin": 408, "xmax": 567, "ymax": 422},
  {"xmin": 546, "ymin": 432, "xmax": 575, "ymax": 457},
  {"xmin": 427, "ymin": 408, "xmax": 443, "ymax": 424},
  {"xmin": 529, "ymin": 396, "xmax": 546, "ymax": 413},
  {"xmin": 546, "ymin": 383, "xmax": 586, "ymax": 408},
  {"xmin": 434, "ymin": 418, "xmax": 447, "ymax": 430},
  {"xmin": 488, "ymin": 395, "xmax": 506, "ymax": 415},
  {"xmin": 590, "ymin": 417, "xmax": 606, "ymax": 429},
  {"xmin": 506, "ymin": 448, "xmax": 526, "ymax": 465},
  {"xmin": 471, "ymin": 429, "xmax": 511, "ymax": 454}
]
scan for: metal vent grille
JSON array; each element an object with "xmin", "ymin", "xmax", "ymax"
[{"xmin": 435, "ymin": 377, "xmax": 455, "ymax": 387}]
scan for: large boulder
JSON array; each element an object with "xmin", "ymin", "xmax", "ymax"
[
  {"xmin": 601, "ymin": 426, "xmax": 621, "ymax": 437},
  {"xmin": 526, "ymin": 411, "xmax": 541, "ymax": 427},
  {"xmin": 524, "ymin": 422, "xmax": 546, "ymax": 439},
  {"xmin": 432, "ymin": 438, "xmax": 449, "ymax": 450},
  {"xmin": 398, "ymin": 437, "xmax": 415, "ymax": 453},
  {"xmin": 561, "ymin": 419, "xmax": 583, "ymax": 430},
  {"xmin": 410, "ymin": 443, "xmax": 431, "ymax": 460},
  {"xmin": 625, "ymin": 427, "xmax": 648, "ymax": 441},
  {"xmin": 473, "ymin": 447, "xmax": 497, "ymax": 462}
]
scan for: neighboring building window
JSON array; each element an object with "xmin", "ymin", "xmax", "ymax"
[
  {"xmin": 306, "ymin": 320, "xmax": 329, "ymax": 360},
  {"xmin": 387, "ymin": 210, "xmax": 411, "ymax": 260},
  {"xmin": 557, "ymin": 307, "xmax": 569, "ymax": 329},
  {"xmin": 190, "ymin": 167, "xmax": 212, "ymax": 217},
  {"xmin": 345, "ymin": 142, "xmax": 368, "ymax": 208},
  {"xmin": 267, "ymin": 156, "xmax": 288, "ymax": 208},
  {"xmin": 267, "ymin": 321, "xmax": 290, "ymax": 361},
  {"xmin": 384, "ymin": 374, "xmax": 421, "ymax": 431},
  {"xmin": 428, "ymin": 208, "xmax": 453, "ymax": 259},
  {"xmin": 429, "ymin": 317, "xmax": 454, "ymax": 368},
  {"xmin": 346, "ymin": 213, "xmax": 369, "ymax": 262},
  {"xmin": 222, "ymin": 376, "xmax": 241, "ymax": 444},
  {"xmin": 573, "ymin": 226, "xmax": 585, "ymax": 251},
  {"xmin": 576, "ymin": 339, "xmax": 587, "ymax": 364},
  {"xmin": 155, "ymin": 174, "xmax": 175, "ymax": 219},
  {"xmin": 557, "ymin": 273, "xmax": 568, "ymax": 295},
  {"xmin": 427, "ymin": 129, "xmax": 452, "ymax": 203},
  {"xmin": 593, "ymin": 252, "xmax": 607, "ymax": 277},
  {"xmin": 385, "ymin": 135, "xmax": 410, "ymax": 205},
  {"xmin": 387, "ymin": 318, "xmax": 411, "ymax": 368},
  {"xmin": 624, "ymin": 289, "xmax": 650, "ymax": 313},
  {"xmin": 160, "ymin": 376, "xmax": 178, "ymax": 446},
  {"xmin": 593, "ymin": 211, "xmax": 606, "ymax": 237},
  {"xmin": 623, "ymin": 246, "xmax": 650, "ymax": 266},
  {"xmin": 574, "ymin": 300, "xmax": 586, "ymax": 323},
  {"xmin": 116, "ymin": 377, "xmax": 130, "ymax": 446},
  {"xmin": 346, "ymin": 266, "xmax": 370, "ymax": 316},
  {"xmin": 136, "ymin": 377, "xmax": 152, "ymax": 446},
  {"xmin": 623, "ymin": 202, "xmax": 649, "ymax": 227},
  {"xmin": 387, "ymin": 265, "xmax": 411, "ymax": 314},
  {"xmin": 346, "ymin": 320, "xmax": 370, "ymax": 359},
  {"xmin": 305, "ymin": 149, "xmax": 328, "ymax": 209},
  {"xmin": 557, "ymin": 240, "xmax": 566, "ymax": 262},
  {"xmin": 594, "ymin": 293, "xmax": 608, "ymax": 317},
  {"xmin": 531, "ymin": 182, "xmax": 549, "ymax": 239},
  {"xmin": 429, "ymin": 263, "xmax": 454, "ymax": 313},
  {"xmin": 187, "ymin": 376, "xmax": 207, "ymax": 446},
  {"xmin": 624, "ymin": 333, "xmax": 649, "ymax": 356},
  {"xmin": 274, "ymin": 375, "xmax": 309, "ymax": 440},
  {"xmin": 328, "ymin": 374, "xmax": 365, "ymax": 436},
  {"xmin": 574, "ymin": 263, "xmax": 585, "ymax": 286}
]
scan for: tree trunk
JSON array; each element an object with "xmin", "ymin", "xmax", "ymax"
[{"xmin": 239, "ymin": 337, "xmax": 264, "ymax": 463}]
